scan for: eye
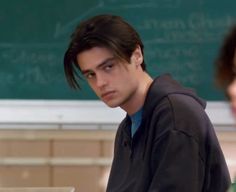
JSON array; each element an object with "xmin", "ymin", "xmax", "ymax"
[
  {"xmin": 103, "ymin": 62, "xmax": 114, "ymax": 72},
  {"xmin": 84, "ymin": 71, "xmax": 95, "ymax": 79}
]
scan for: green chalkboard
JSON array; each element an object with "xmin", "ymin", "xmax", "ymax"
[{"xmin": 1, "ymin": 0, "xmax": 236, "ymax": 100}]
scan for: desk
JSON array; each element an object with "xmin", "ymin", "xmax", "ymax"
[{"xmin": 0, "ymin": 187, "xmax": 75, "ymax": 192}]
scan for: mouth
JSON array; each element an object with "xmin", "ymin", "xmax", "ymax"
[
  {"xmin": 101, "ymin": 91, "xmax": 115, "ymax": 100},
  {"xmin": 231, "ymin": 106, "xmax": 236, "ymax": 116}
]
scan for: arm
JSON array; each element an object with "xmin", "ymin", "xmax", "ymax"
[{"xmin": 148, "ymin": 130, "xmax": 204, "ymax": 192}]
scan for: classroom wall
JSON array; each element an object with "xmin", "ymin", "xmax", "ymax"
[
  {"xmin": 1, "ymin": 1, "xmax": 236, "ymax": 100},
  {"xmin": 1, "ymin": 1, "xmax": 236, "ymax": 191}
]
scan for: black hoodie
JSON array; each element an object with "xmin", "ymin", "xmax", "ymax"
[{"xmin": 106, "ymin": 74, "xmax": 231, "ymax": 192}]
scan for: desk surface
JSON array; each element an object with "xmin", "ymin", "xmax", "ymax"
[{"xmin": 0, "ymin": 187, "xmax": 75, "ymax": 192}]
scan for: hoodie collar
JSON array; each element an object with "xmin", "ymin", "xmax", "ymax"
[{"xmin": 142, "ymin": 74, "xmax": 206, "ymax": 121}]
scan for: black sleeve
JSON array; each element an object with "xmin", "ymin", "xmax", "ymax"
[{"xmin": 148, "ymin": 130, "xmax": 205, "ymax": 192}]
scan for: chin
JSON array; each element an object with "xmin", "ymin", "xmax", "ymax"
[
  {"xmin": 105, "ymin": 102, "xmax": 120, "ymax": 108},
  {"xmin": 102, "ymin": 99, "xmax": 120, "ymax": 108}
]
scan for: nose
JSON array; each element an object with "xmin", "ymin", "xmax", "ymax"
[{"xmin": 96, "ymin": 73, "xmax": 107, "ymax": 88}]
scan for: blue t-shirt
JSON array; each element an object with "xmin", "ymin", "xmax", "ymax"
[{"xmin": 130, "ymin": 108, "xmax": 143, "ymax": 137}]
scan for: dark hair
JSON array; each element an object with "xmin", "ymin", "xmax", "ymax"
[
  {"xmin": 64, "ymin": 14, "xmax": 146, "ymax": 89},
  {"xmin": 215, "ymin": 24, "xmax": 236, "ymax": 93}
]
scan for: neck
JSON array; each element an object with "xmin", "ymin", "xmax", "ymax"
[{"xmin": 121, "ymin": 73, "xmax": 153, "ymax": 115}]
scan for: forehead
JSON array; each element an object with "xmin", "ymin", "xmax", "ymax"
[{"xmin": 77, "ymin": 47, "xmax": 114, "ymax": 69}]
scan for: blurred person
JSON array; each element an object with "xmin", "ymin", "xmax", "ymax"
[
  {"xmin": 215, "ymin": 24, "xmax": 236, "ymax": 191},
  {"xmin": 215, "ymin": 25, "xmax": 236, "ymax": 117}
]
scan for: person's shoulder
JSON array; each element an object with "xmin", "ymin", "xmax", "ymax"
[
  {"xmin": 166, "ymin": 93, "xmax": 212, "ymax": 137},
  {"xmin": 152, "ymin": 92, "xmax": 206, "ymax": 119},
  {"xmin": 168, "ymin": 93, "xmax": 205, "ymax": 114}
]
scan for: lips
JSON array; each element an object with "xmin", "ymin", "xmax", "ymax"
[
  {"xmin": 231, "ymin": 106, "xmax": 236, "ymax": 117},
  {"xmin": 101, "ymin": 91, "xmax": 115, "ymax": 100}
]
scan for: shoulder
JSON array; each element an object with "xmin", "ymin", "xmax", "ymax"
[
  {"xmin": 167, "ymin": 93, "xmax": 210, "ymax": 130},
  {"xmin": 152, "ymin": 94, "xmax": 212, "ymax": 140}
]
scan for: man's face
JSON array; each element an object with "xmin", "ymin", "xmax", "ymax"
[
  {"xmin": 227, "ymin": 51, "xmax": 236, "ymax": 117},
  {"xmin": 227, "ymin": 79, "xmax": 236, "ymax": 117},
  {"xmin": 77, "ymin": 46, "xmax": 141, "ymax": 108}
]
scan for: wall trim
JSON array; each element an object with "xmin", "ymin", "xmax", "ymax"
[{"xmin": 0, "ymin": 100, "xmax": 235, "ymax": 129}]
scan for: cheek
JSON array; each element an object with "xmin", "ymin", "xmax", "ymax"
[
  {"xmin": 118, "ymin": 75, "xmax": 138, "ymax": 93},
  {"xmin": 227, "ymin": 80, "xmax": 236, "ymax": 99},
  {"xmin": 86, "ymin": 80, "xmax": 99, "ymax": 94},
  {"xmin": 89, "ymin": 83, "xmax": 99, "ymax": 93},
  {"xmin": 228, "ymin": 81, "xmax": 236, "ymax": 116}
]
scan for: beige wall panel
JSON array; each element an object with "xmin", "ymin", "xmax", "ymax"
[
  {"xmin": 100, "ymin": 166, "xmax": 111, "ymax": 192},
  {"xmin": 53, "ymin": 141, "xmax": 100, "ymax": 157},
  {"xmin": 0, "ymin": 141, "xmax": 8, "ymax": 156},
  {"xmin": 0, "ymin": 166, "xmax": 50, "ymax": 187},
  {"xmin": 8, "ymin": 141, "xmax": 50, "ymax": 157},
  {"xmin": 101, "ymin": 141, "xmax": 114, "ymax": 157},
  {"xmin": 53, "ymin": 166, "xmax": 101, "ymax": 192},
  {"xmin": 220, "ymin": 141, "xmax": 236, "ymax": 181}
]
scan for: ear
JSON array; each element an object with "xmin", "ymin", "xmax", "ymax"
[{"xmin": 131, "ymin": 46, "xmax": 143, "ymax": 66}]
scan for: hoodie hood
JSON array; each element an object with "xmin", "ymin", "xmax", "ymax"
[
  {"xmin": 143, "ymin": 74, "xmax": 206, "ymax": 120},
  {"xmin": 120, "ymin": 73, "xmax": 206, "ymax": 141}
]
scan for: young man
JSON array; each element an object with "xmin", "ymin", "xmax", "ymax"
[{"xmin": 64, "ymin": 14, "xmax": 231, "ymax": 192}]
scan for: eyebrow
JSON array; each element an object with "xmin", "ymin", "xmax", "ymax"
[{"xmin": 81, "ymin": 57, "xmax": 116, "ymax": 75}]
